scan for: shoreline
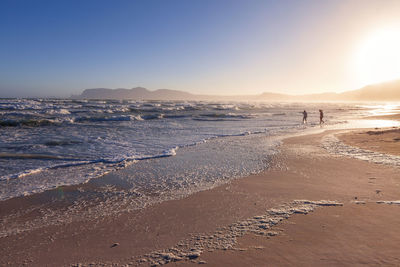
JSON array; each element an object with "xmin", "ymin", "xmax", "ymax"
[
  {"xmin": 338, "ymin": 127, "xmax": 400, "ymax": 157},
  {"xmin": 1, "ymin": 118, "xmax": 400, "ymax": 266},
  {"xmin": 0, "ymin": 128, "xmax": 279, "ymax": 203}
]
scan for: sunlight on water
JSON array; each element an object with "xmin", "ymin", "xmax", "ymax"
[
  {"xmin": 361, "ymin": 119, "xmax": 400, "ymax": 128},
  {"xmin": 333, "ymin": 119, "xmax": 400, "ymax": 130},
  {"xmin": 360, "ymin": 103, "xmax": 400, "ymax": 116}
]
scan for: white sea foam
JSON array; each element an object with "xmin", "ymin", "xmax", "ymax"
[
  {"xmin": 322, "ymin": 134, "xmax": 400, "ymax": 167},
  {"xmin": 134, "ymin": 200, "xmax": 343, "ymax": 266}
]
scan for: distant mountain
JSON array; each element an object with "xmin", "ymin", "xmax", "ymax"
[
  {"xmin": 75, "ymin": 87, "xmax": 195, "ymax": 100},
  {"xmin": 72, "ymin": 87, "xmax": 205, "ymax": 100},
  {"xmin": 72, "ymin": 87, "xmax": 252, "ymax": 101},
  {"xmin": 261, "ymin": 80, "xmax": 400, "ymax": 101},
  {"xmin": 72, "ymin": 80, "xmax": 400, "ymax": 101},
  {"xmin": 339, "ymin": 80, "xmax": 400, "ymax": 101}
]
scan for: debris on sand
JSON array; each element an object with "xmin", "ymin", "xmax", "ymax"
[{"xmin": 376, "ymin": 200, "xmax": 400, "ymax": 205}]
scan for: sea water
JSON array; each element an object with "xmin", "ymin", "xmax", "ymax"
[{"xmin": 0, "ymin": 99, "xmax": 395, "ymax": 201}]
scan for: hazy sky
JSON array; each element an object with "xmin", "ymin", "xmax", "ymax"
[{"xmin": 1, "ymin": 0, "xmax": 400, "ymax": 97}]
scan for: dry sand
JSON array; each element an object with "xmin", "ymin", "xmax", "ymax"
[{"xmin": 1, "ymin": 127, "xmax": 400, "ymax": 266}]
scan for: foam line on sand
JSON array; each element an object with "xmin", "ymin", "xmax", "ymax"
[
  {"xmin": 322, "ymin": 134, "xmax": 400, "ymax": 167},
  {"xmin": 132, "ymin": 200, "xmax": 343, "ymax": 266}
]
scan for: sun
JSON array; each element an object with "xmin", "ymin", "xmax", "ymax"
[{"xmin": 354, "ymin": 27, "xmax": 400, "ymax": 86}]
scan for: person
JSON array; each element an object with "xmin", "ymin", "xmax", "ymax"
[
  {"xmin": 302, "ymin": 110, "xmax": 308, "ymax": 124},
  {"xmin": 319, "ymin": 109, "xmax": 325, "ymax": 125}
]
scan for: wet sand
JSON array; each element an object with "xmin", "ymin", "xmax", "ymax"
[
  {"xmin": 171, "ymin": 203, "xmax": 400, "ymax": 266},
  {"xmin": 1, "ymin": 128, "xmax": 400, "ymax": 266},
  {"xmin": 338, "ymin": 127, "xmax": 400, "ymax": 156}
]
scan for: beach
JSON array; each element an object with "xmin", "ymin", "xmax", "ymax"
[
  {"xmin": 3, "ymin": 0, "xmax": 400, "ymax": 265},
  {"xmin": 1, "ymin": 114, "xmax": 400, "ymax": 266}
]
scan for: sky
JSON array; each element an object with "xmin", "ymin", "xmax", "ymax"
[{"xmin": 1, "ymin": 0, "xmax": 400, "ymax": 98}]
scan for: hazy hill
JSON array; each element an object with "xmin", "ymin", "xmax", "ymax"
[
  {"xmin": 73, "ymin": 87, "xmax": 307, "ymax": 101},
  {"xmin": 340, "ymin": 80, "xmax": 400, "ymax": 101},
  {"xmin": 75, "ymin": 87, "xmax": 201, "ymax": 100},
  {"xmin": 72, "ymin": 80, "xmax": 400, "ymax": 101}
]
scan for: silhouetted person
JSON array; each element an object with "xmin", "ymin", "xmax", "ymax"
[
  {"xmin": 302, "ymin": 110, "xmax": 308, "ymax": 124},
  {"xmin": 319, "ymin": 109, "xmax": 325, "ymax": 125}
]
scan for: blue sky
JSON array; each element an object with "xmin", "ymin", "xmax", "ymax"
[{"xmin": 1, "ymin": 0, "xmax": 400, "ymax": 97}]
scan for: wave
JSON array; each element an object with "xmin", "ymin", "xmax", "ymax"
[
  {"xmin": 74, "ymin": 115, "xmax": 144, "ymax": 122},
  {"xmin": 44, "ymin": 140, "xmax": 82, "ymax": 146},
  {"xmin": 75, "ymin": 113, "xmax": 169, "ymax": 122},
  {"xmin": 211, "ymin": 104, "xmax": 240, "ymax": 111},
  {"xmin": 163, "ymin": 114, "xmax": 191, "ymax": 119},
  {"xmin": 0, "ymin": 153, "xmax": 80, "ymax": 161},
  {"xmin": 140, "ymin": 114, "xmax": 164, "ymax": 120},
  {"xmin": 0, "ymin": 100, "xmax": 282, "ymax": 129},
  {"xmin": 0, "ymin": 145, "xmax": 180, "ymax": 182},
  {"xmin": 1, "ymin": 111, "xmax": 179, "ymax": 126},
  {"xmin": 193, "ymin": 113, "xmax": 255, "ymax": 121},
  {"xmin": 0, "ymin": 119, "xmax": 60, "ymax": 127},
  {"xmin": 45, "ymin": 109, "xmax": 71, "ymax": 115}
]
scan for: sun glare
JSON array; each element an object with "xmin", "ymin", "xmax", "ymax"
[{"xmin": 354, "ymin": 27, "xmax": 400, "ymax": 86}]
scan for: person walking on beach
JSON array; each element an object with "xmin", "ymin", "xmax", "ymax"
[
  {"xmin": 319, "ymin": 109, "xmax": 325, "ymax": 125},
  {"xmin": 302, "ymin": 110, "xmax": 308, "ymax": 124}
]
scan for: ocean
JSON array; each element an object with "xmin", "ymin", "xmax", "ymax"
[{"xmin": 0, "ymin": 99, "xmax": 394, "ymax": 202}]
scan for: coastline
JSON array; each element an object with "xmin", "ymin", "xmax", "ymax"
[{"xmin": 1, "ymin": 120, "xmax": 400, "ymax": 266}]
